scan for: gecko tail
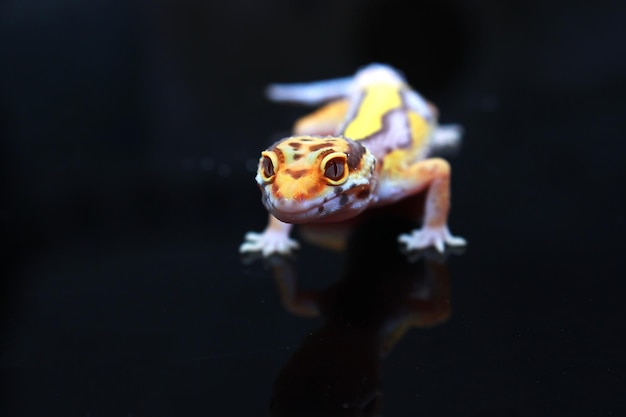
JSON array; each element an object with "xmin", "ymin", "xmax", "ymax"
[
  {"xmin": 265, "ymin": 63, "xmax": 405, "ymax": 106},
  {"xmin": 265, "ymin": 76, "xmax": 354, "ymax": 106}
]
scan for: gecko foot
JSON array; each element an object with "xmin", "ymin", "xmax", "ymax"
[
  {"xmin": 239, "ymin": 230, "xmax": 300, "ymax": 257},
  {"xmin": 398, "ymin": 225, "xmax": 466, "ymax": 254}
]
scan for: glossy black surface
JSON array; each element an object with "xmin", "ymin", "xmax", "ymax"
[{"xmin": 2, "ymin": 1, "xmax": 624, "ymax": 416}]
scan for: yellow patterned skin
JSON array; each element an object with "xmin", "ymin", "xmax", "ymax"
[
  {"xmin": 343, "ymin": 83, "xmax": 403, "ymax": 138},
  {"xmin": 241, "ymin": 64, "xmax": 466, "ymax": 256}
]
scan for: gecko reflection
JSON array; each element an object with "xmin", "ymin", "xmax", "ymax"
[{"xmin": 266, "ymin": 215, "xmax": 457, "ymax": 417}]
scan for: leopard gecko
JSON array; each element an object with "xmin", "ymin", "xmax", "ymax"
[{"xmin": 240, "ymin": 63, "xmax": 466, "ymax": 257}]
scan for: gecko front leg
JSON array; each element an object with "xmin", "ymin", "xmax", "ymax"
[
  {"xmin": 240, "ymin": 214, "xmax": 299, "ymax": 257},
  {"xmin": 381, "ymin": 157, "xmax": 466, "ymax": 253}
]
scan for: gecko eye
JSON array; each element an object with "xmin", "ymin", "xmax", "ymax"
[
  {"xmin": 321, "ymin": 152, "xmax": 348, "ymax": 185},
  {"xmin": 324, "ymin": 159, "xmax": 344, "ymax": 180},
  {"xmin": 260, "ymin": 151, "xmax": 278, "ymax": 182}
]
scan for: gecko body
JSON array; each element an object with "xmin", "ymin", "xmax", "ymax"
[{"xmin": 241, "ymin": 64, "xmax": 466, "ymax": 256}]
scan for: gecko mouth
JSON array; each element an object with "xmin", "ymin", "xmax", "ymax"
[
  {"xmin": 263, "ymin": 197, "xmax": 328, "ymax": 224},
  {"xmin": 263, "ymin": 189, "xmax": 369, "ymax": 224}
]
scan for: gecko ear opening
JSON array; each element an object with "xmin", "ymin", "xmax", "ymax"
[{"xmin": 320, "ymin": 152, "xmax": 348, "ymax": 185}]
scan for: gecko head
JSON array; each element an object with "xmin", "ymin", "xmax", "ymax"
[{"xmin": 255, "ymin": 135, "xmax": 378, "ymax": 224}]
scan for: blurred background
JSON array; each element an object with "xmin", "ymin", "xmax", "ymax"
[{"xmin": 1, "ymin": 0, "xmax": 625, "ymax": 416}]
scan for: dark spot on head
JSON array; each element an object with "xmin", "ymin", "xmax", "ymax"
[
  {"xmin": 285, "ymin": 169, "xmax": 306, "ymax": 179},
  {"xmin": 309, "ymin": 143, "xmax": 332, "ymax": 152},
  {"xmin": 356, "ymin": 188, "xmax": 370, "ymax": 199},
  {"xmin": 318, "ymin": 149, "xmax": 335, "ymax": 160},
  {"xmin": 274, "ymin": 148, "xmax": 285, "ymax": 164},
  {"xmin": 334, "ymin": 187, "xmax": 344, "ymax": 195},
  {"xmin": 289, "ymin": 142, "xmax": 302, "ymax": 149},
  {"xmin": 318, "ymin": 206, "xmax": 324, "ymax": 213},
  {"xmin": 346, "ymin": 140, "xmax": 367, "ymax": 170},
  {"xmin": 340, "ymin": 194, "xmax": 349, "ymax": 207},
  {"xmin": 292, "ymin": 153, "xmax": 302, "ymax": 160},
  {"xmin": 384, "ymin": 147, "xmax": 393, "ymax": 154}
]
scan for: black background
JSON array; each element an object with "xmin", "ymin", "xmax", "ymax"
[{"xmin": 1, "ymin": 0, "xmax": 625, "ymax": 416}]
